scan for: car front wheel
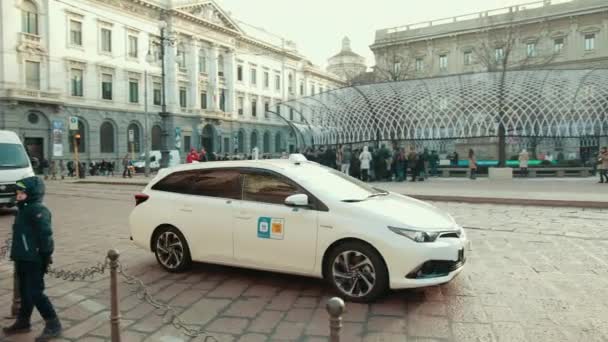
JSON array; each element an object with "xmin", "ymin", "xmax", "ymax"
[
  {"xmin": 154, "ymin": 226, "xmax": 192, "ymax": 272},
  {"xmin": 325, "ymin": 242, "xmax": 389, "ymax": 302}
]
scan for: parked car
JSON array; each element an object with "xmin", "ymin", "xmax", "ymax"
[
  {"xmin": 132, "ymin": 150, "xmax": 180, "ymax": 173},
  {"xmin": 129, "ymin": 154, "xmax": 468, "ymax": 302},
  {"xmin": 0, "ymin": 130, "xmax": 36, "ymax": 208}
]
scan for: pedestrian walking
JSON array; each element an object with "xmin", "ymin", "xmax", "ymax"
[
  {"xmin": 519, "ymin": 149, "xmax": 530, "ymax": 177},
  {"xmin": 108, "ymin": 161, "xmax": 115, "ymax": 177},
  {"xmin": 422, "ymin": 148, "xmax": 430, "ymax": 179},
  {"xmin": 359, "ymin": 146, "xmax": 372, "ymax": 182},
  {"xmin": 41, "ymin": 158, "xmax": 50, "ymax": 180},
  {"xmin": 468, "ymin": 149, "xmax": 477, "ymax": 180},
  {"xmin": 429, "ymin": 150, "xmax": 439, "ymax": 177},
  {"xmin": 66, "ymin": 161, "xmax": 74, "ymax": 178},
  {"xmin": 186, "ymin": 148, "xmax": 199, "ymax": 163},
  {"xmin": 350, "ymin": 149, "xmax": 361, "ymax": 179},
  {"xmin": 341, "ymin": 146, "xmax": 351, "ymax": 175},
  {"xmin": 408, "ymin": 148, "xmax": 418, "ymax": 182},
  {"xmin": 122, "ymin": 154, "xmax": 132, "ymax": 178},
  {"xmin": 3, "ymin": 177, "xmax": 62, "ymax": 341},
  {"xmin": 49, "ymin": 160, "xmax": 57, "ymax": 180},
  {"xmin": 58, "ymin": 160, "xmax": 66, "ymax": 180},
  {"xmin": 395, "ymin": 148, "xmax": 407, "ymax": 182},
  {"xmin": 598, "ymin": 147, "xmax": 608, "ymax": 184},
  {"xmin": 417, "ymin": 150, "xmax": 426, "ymax": 181},
  {"xmin": 199, "ymin": 148, "xmax": 208, "ymax": 162}
]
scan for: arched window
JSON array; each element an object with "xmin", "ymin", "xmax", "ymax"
[
  {"xmin": 22, "ymin": 0, "xmax": 38, "ymax": 35},
  {"xmin": 127, "ymin": 123, "xmax": 141, "ymax": 153},
  {"xmin": 250, "ymin": 131, "xmax": 258, "ymax": 151},
  {"xmin": 275, "ymin": 132, "xmax": 282, "ymax": 153},
  {"xmin": 69, "ymin": 120, "xmax": 86, "ymax": 153},
  {"xmin": 263, "ymin": 131, "xmax": 270, "ymax": 153},
  {"xmin": 151, "ymin": 125, "xmax": 162, "ymax": 150},
  {"xmin": 100, "ymin": 121, "xmax": 115, "ymax": 153},
  {"xmin": 237, "ymin": 130, "xmax": 244, "ymax": 153}
]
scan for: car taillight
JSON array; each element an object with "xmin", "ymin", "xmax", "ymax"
[{"xmin": 134, "ymin": 193, "xmax": 149, "ymax": 206}]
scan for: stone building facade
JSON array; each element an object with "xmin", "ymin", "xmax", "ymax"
[
  {"xmin": 0, "ymin": 0, "xmax": 344, "ymax": 165},
  {"xmin": 327, "ymin": 37, "xmax": 367, "ymax": 83}
]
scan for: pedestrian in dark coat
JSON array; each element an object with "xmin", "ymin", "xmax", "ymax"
[{"xmin": 3, "ymin": 177, "xmax": 62, "ymax": 340}]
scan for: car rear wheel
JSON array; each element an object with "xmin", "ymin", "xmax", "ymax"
[
  {"xmin": 325, "ymin": 242, "xmax": 388, "ymax": 302},
  {"xmin": 154, "ymin": 226, "xmax": 192, "ymax": 272}
]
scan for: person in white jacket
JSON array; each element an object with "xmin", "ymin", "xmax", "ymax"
[
  {"xmin": 519, "ymin": 149, "xmax": 529, "ymax": 177},
  {"xmin": 359, "ymin": 146, "xmax": 372, "ymax": 182}
]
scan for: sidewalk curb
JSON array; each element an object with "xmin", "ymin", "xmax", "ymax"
[
  {"xmin": 407, "ymin": 194, "xmax": 608, "ymax": 209},
  {"xmin": 74, "ymin": 180, "xmax": 147, "ymax": 187}
]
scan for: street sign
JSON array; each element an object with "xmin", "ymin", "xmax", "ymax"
[
  {"xmin": 69, "ymin": 116, "xmax": 79, "ymax": 130},
  {"xmin": 128, "ymin": 129, "xmax": 134, "ymax": 143}
]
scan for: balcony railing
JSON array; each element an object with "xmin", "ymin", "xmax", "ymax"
[{"xmin": 2, "ymin": 88, "xmax": 62, "ymax": 102}]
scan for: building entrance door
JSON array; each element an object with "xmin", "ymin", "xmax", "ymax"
[{"xmin": 24, "ymin": 137, "xmax": 44, "ymax": 174}]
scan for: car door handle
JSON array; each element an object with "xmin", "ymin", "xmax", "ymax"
[
  {"xmin": 180, "ymin": 207, "xmax": 192, "ymax": 212},
  {"xmin": 235, "ymin": 215, "xmax": 252, "ymax": 220}
]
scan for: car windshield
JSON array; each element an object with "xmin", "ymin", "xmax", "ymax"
[
  {"xmin": 0, "ymin": 143, "xmax": 30, "ymax": 169},
  {"xmin": 294, "ymin": 164, "xmax": 387, "ymax": 201}
]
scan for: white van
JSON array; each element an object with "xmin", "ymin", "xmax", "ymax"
[
  {"xmin": 0, "ymin": 130, "xmax": 36, "ymax": 208},
  {"xmin": 132, "ymin": 150, "xmax": 180, "ymax": 173}
]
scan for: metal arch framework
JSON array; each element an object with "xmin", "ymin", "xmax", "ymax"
[{"xmin": 277, "ymin": 69, "xmax": 608, "ymax": 146}]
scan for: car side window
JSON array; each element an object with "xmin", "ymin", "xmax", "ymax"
[
  {"xmin": 242, "ymin": 172, "xmax": 300, "ymax": 205},
  {"xmin": 152, "ymin": 169, "xmax": 241, "ymax": 199}
]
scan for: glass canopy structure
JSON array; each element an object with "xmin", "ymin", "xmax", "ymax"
[{"xmin": 278, "ymin": 69, "xmax": 608, "ymax": 147}]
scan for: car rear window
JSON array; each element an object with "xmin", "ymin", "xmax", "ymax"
[{"xmin": 151, "ymin": 169, "xmax": 241, "ymax": 199}]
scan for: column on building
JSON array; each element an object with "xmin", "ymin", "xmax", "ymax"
[
  {"xmin": 189, "ymin": 39, "xmax": 200, "ymax": 110},
  {"xmin": 224, "ymin": 48, "xmax": 236, "ymax": 115},
  {"xmin": 164, "ymin": 29, "xmax": 179, "ymax": 114},
  {"xmin": 208, "ymin": 43, "xmax": 220, "ymax": 111}
]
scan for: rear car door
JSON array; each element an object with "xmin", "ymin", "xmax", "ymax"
[
  {"xmin": 233, "ymin": 169, "xmax": 319, "ymax": 275},
  {"xmin": 151, "ymin": 168, "xmax": 241, "ymax": 263}
]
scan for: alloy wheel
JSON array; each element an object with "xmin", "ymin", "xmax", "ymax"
[
  {"xmin": 332, "ymin": 250, "xmax": 376, "ymax": 298},
  {"xmin": 156, "ymin": 231, "xmax": 185, "ymax": 270}
]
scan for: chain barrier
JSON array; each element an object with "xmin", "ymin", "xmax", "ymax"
[{"xmin": 0, "ymin": 237, "xmax": 217, "ymax": 341}]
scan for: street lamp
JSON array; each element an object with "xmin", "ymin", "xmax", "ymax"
[{"xmin": 157, "ymin": 20, "xmax": 175, "ymax": 169}]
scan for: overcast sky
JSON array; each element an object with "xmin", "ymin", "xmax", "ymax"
[{"xmin": 216, "ymin": 0, "xmax": 536, "ymax": 69}]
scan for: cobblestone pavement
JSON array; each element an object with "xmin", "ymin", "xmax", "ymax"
[{"xmin": 1, "ymin": 182, "xmax": 607, "ymax": 342}]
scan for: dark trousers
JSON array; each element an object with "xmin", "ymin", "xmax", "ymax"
[
  {"xmin": 15, "ymin": 261, "xmax": 57, "ymax": 322},
  {"xmin": 470, "ymin": 169, "xmax": 477, "ymax": 180},
  {"xmin": 600, "ymin": 169, "xmax": 608, "ymax": 183},
  {"xmin": 411, "ymin": 167, "xmax": 418, "ymax": 181},
  {"xmin": 123, "ymin": 166, "xmax": 131, "ymax": 178},
  {"xmin": 361, "ymin": 169, "xmax": 369, "ymax": 182}
]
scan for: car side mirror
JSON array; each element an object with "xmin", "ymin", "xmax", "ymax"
[
  {"xmin": 30, "ymin": 157, "xmax": 39, "ymax": 169},
  {"xmin": 285, "ymin": 194, "xmax": 309, "ymax": 207}
]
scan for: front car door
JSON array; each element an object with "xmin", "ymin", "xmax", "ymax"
[
  {"xmin": 233, "ymin": 169, "xmax": 319, "ymax": 275},
  {"xmin": 154, "ymin": 168, "xmax": 242, "ymax": 263}
]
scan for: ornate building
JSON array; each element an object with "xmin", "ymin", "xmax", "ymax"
[
  {"xmin": 0, "ymin": 0, "xmax": 344, "ymax": 164},
  {"xmin": 327, "ymin": 37, "xmax": 367, "ymax": 83},
  {"xmin": 372, "ymin": 0, "xmax": 608, "ymax": 79}
]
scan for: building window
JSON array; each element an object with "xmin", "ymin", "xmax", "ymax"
[
  {"xmin": 183, "ymin": 136, "xmax": 191, "ymax": 153},
  {"xmin": 177, "ymin": 44, "xmax": 186, "ymax": 69},
  {"xmin": 439, "ymin": 55, "xmax": 448, "ymax": 71},
  {"xmin": 101, "ymin": 73, "xmax": 113, "ymax": 100},
  {"xmin": 276, "ymin": 104, "xmax": 281, "ymax": 115},
  {"xmin": 415, "ymin": 58, "xmax": 424, "ymax": 71},
  {"xmin": 128, "ymin": 35, "xmax": 138, "ymax": 58},
  {"xmin": 584, "ymin": 34, "xmax": 595, "ymax": 51},
  {"xmin": 179, "ymin": 87, "xmax": 187, "ymax": 108},
  {"xmin": 526, "ymin": 42, "xmax": 537, "ymax": 57},
  {"xmin": 153, "ymin": 82, "xmax": 161, "ymax": 105},
  {"xmin": 463, "ymin": 51, "xmax": 472, "ymax": 65},
  {"xmin": 288, "ymin": 74, "xmax": 294, "ymax": 94},
  {"xmin": 129, "ymin": 79, "xmax": 139, "ymax": 103},
  {"xmin": 275, "ymin": 133, "xmax": 282, "ymax": 153},
  {"xmin": 71, "ymin": 69, "xmax": 83, "ymax": 97},
  {"xmin": 200, "ymin": 92, "xmax": 207, "ymax": 109},
  {"xmin": 237, "ymin": 65, "xmax": 243, "ymax": 81},
  {"xmin": 495, "ymin": 48, "xmax": 504, "ymax": 62},
  {"xmin": 251, "ymin": 99, "xmax": 257, "ymax": 117},
  {"xmin": 554, "ymin": 38, "xmax": 564, "ymax": 53},
  {"xmin": 275, "ymin": 75, "xmax": 281, "ymax": 91},
  {"xmin": 264, "ymin": 101, "xmax": 270, "ymax": 118},
  {"xmin": 289, "ymin": 108, "xmax": 294, "ymax": 121},
  {"xmin": 101, "ymin": 28, "xmax": 112, "ymax": 53},
  {"xmin": 237, "ymin": 97, "xmax": 244, "ymax": 115},
  {"xmin": 264, "ymin": 71, "xmax": 270, "ymax": 88},
  {"xmin": 25, "ymin": 61, "xmax": 40, "ymax": 90},
  {"xmin": 100, "ymin": 122, "xmax": 115, "ymax": 153},
  {"xmin": 218, "ymin": 55, "xmax": 225, "ymax": 77},
  {"xmin": 251, "ymin": 68, "xmax": 257, "ymax": 86},
  {"xmin": 219, "ymin": 89, "xmax": 226, "ymax": 111},
  {"xmin": 198, "ymin": 50, "xmax": 206, "ymax": 73},
  {"xmin": 299, "ymin": 82, "xmax": 304, "ymax": 95},
  {"xmin": 21, "ymin": 1, "xmax": 38, "ymax": 35},
  {"xmin": 151, "ymin": 125, "xmax": 162, "ymax": 150},
  {"xmin": 70, "ymin": 20, "xmax": 82, "ymax": 46}
]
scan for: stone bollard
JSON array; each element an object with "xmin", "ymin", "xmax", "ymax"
[
  {"xmin": 326, "ymin": 297, "xmax": 345, "ymax": 342},
  {"xmin": 107, "ymin": 249, "xmax": 121, "ymax": 342}
]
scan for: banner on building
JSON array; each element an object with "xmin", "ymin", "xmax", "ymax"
[
  {"xmin": 175, "ymin": 127, "xmax": 182, "ymax": 150},
  {"xmin": 52, "ymin": 120, "xmax": 64, "ymax": 157}
]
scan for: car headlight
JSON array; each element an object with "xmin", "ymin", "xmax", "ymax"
[{"xmin": 388, "ymin": 226, "xmax": 440, "ymax": 243}]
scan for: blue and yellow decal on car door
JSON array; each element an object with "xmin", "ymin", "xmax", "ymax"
[{"xmin": 257, "ymin": 217, "xmax": 285, "ymax": 240}]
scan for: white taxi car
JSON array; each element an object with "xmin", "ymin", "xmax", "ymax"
[{"xmin": 129, "ymin": 154, "xmax": 467, "ymax": 302}]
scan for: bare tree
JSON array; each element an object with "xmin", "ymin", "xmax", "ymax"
[
  {"xmin": 373, "ymin": 44, "xmax": 417, "ymax": 82},
  {"xmin": 472, "ymin": 14, "xmax": 558, "ymax": 166}
]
